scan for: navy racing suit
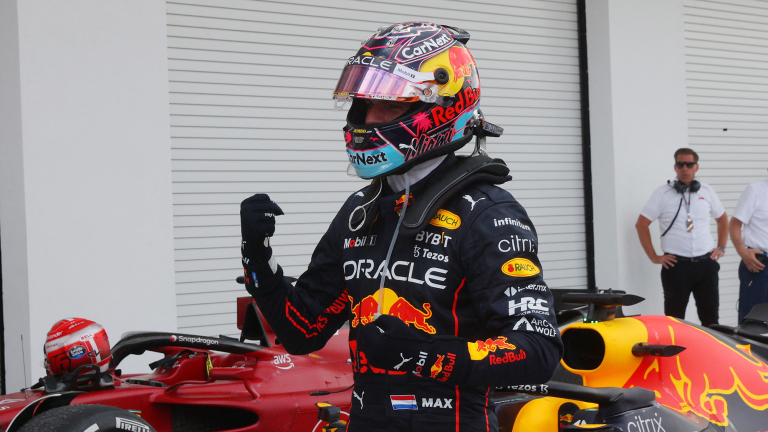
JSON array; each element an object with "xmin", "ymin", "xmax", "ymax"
[{"xmin": 243, "ymin": 156, "xmax": 563, "ymax": 432}]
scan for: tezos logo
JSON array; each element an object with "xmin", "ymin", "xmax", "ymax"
[
  {"xmin": 68, "ymin": 344, "xmax": 86, "ymax": 359},
  {"xmin": 501, "ymin": 258, "xmax": 540, "ymax": 277}
]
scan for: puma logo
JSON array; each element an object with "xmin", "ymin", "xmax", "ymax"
[
  {"xmin": 463, "ymin": 195, "xmax": 486, "ymax": 211},
  {"xmin": 393, "ymin": 353, "xmax": 412, "ymax": 370},
  {"xmin": 353, "ymin": 390, "xmax": 364, "ymax": 409},
  {"xmin": 399, "ymin": 144, "xmax": 417, "ymax": 152}
]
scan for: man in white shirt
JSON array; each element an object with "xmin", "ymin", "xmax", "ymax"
[
  {"xmin": 729, "ymin": 178, "xmax": 768, "ymax": 322},
  {"xmin": 636, "ymin": 148, "xmax": 728, "ymax": 327}
]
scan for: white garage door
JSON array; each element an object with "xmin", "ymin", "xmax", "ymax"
[
  {"xmin": 167, "ymin": 0, "xmax": 587, "ymax": 336},
  {"xmin": 684, "ymin": 0, "xmax": 768, "ymax": 325}
]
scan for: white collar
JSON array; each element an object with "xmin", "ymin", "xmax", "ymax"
[{"xmin": 386, "ymin": 155, "xmax": 447, "ymax": 192}]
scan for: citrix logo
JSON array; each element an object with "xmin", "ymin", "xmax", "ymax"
[
  {"xmin": 498, "ymin": 235, "xmax": 536, "ymax": 253},
  {"xmin": 627, "ymin": 412, "xmax": 665, "ymax": 432}
]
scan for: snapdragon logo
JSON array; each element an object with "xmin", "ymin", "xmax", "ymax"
[{"xmin": 170, "ymin": 335, "xmax": 219, "ymax": 346}]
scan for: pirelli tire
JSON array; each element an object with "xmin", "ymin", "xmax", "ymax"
[{"xmin": 17, "ymin": 404, "xmax": 156, "ymax": 432}]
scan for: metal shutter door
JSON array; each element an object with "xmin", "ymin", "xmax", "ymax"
[
  {"xmin": 684, "ymin": 0, "xmax": 768, "ymax": 325},
  {"xmin": 168, "ymin": 0, "xmax": 586, "ymax": 336}
]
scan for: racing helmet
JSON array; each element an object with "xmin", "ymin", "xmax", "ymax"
[
  {"xmin": 44, "ymin": 318, "xmax": 112, "ymax": 376},
  {"xmin": 333, "ymin": 22, "xmax": 482, "ymax": 179}
]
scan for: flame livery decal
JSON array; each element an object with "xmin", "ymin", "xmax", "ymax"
[{"xmin": 623, "ymin": 316, "xmax": 768, "ymax": 426}]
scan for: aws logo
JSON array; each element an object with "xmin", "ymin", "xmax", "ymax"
[
  {"xmin": 429, "ymin": 209, "xmax": 460, "ymax": 229},
  {"xmin": 501, "ymin": 258, "xmax": 540, "ymax": 277}
]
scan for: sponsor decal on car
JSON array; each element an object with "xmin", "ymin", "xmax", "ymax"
[
  {"xmin": 169, "ymin": 335, "xmax": 220, "ymax": 346},
  {"xmin": 116, "ymin": 417, "xmax": 149, "ymax": 432},
  {"xmin": 501, "ymin": 258, "xmax": 540, "ymax": 277},
  {"xmin": 430, "ymin": 209, "xmax": 461, "ymax": 229}
]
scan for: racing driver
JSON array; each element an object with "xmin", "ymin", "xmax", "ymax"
[{"xmin": 240, "ymin": 22, "xmax": 563, "ymax": 432}]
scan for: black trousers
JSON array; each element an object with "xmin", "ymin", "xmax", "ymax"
[{"xmin": 660, "ymin": 257, "xmax": 720, "ymax": 327}]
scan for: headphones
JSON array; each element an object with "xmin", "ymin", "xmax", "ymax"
[{"xmin": 668, "ymin": 179, "xmax": 700, "ymax": 194}]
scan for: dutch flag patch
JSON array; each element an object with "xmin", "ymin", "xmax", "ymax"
[{"xmin": 390, "ymin": 395, "xmax": 418, "ymax": 410}]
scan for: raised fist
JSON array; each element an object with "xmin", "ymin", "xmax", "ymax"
[{"xmin": 240, "ymin": 194, "xmax": 284, "ymax": 267}]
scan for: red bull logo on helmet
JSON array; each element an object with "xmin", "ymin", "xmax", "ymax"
[
  {"xmin": 448, "ymin": 46, "xmax": 475, "ymax": 83},
  {"xmin": 350, "ymin": 288, "xmax": 436, "ymax": 334}
]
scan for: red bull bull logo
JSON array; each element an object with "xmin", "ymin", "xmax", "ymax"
[
  {"xmin": 430, "ymin": 354, "xmax": 445, "ymax": 378},
  {"xmin": 467, "ymin": 336, "xmax": 518, "ymax": 361},
  {"xmin": 559, "ymin": 414, "xmax": 573, "ymax": 423},
  {"xmin": 448, "ymin": 46, "xmax": 475, "ymax": 83},
  {"xmin": 624, "ymin": 316, "xmax": 768, "ymax": 426},
  {"xmin": 350, "ymin": 288, "xmax": 436, "ymax": 334},
  {"xmin": 394, "ymin": 193, "xmax": 414, "ymax": 215}
]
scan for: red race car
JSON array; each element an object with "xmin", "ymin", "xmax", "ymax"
[{"xmin": 0, "ymin": 291, "xmax": 353, "ymax": 432}]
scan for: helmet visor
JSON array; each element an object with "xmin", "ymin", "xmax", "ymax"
[{"xmin": 333, "ymin": 65, "xmax": 436, "ymax": 102}]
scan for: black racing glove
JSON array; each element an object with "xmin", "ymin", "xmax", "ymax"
[
  {"xmin": 357, "ymin": 315, "xmax": 470, "ymax": 385},
  {"xmin": 240, "ymin": 194, "xmax": 284, "ymax": 267}
]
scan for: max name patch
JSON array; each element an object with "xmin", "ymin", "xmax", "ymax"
[
  {"xmin": 501, "ymin": 258, "xmax": 540, "ymax": 277},
  {"xmin": 429, "ymin": 209, "xmax": 461, "ymax": 229}
]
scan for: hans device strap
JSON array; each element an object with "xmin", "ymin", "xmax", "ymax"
[
  {"xmin": 399, "ymin": 154, "xmax": 511, "ymax": 235},
  {"xmin": 349, "ymin": 155, "xmax": 511, "ymax": 234}
]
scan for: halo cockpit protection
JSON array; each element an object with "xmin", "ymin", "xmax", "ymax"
[{"xmin": 333, "ymin": 22, "xmax": 485, "ymax": 179}]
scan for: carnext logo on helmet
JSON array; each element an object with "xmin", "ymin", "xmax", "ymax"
[
  {"xmin": 347, "ymin": 144, "xmax": 405, "ymax": 179},
  {"xmin": 401, "ymin": 33, "xmax": 452, "ymax": 59}
]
